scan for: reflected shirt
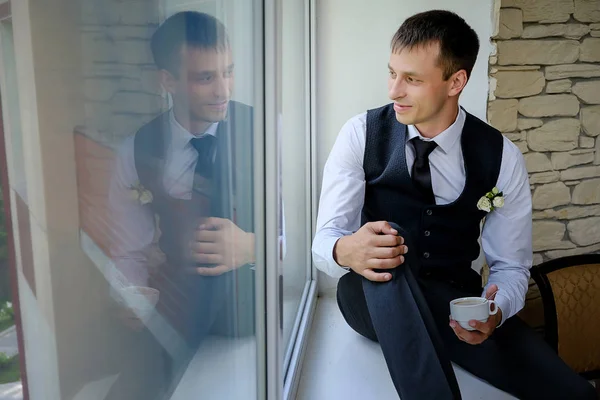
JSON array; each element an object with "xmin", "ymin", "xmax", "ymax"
[
  {"xmin": 311, "ymin": 108, "xmax": 533, "ymax": 325},
  {"xmin": 108, "ymin": 111, "xmax": 219, "ymax": 287},
  {"xmin": 108, "ymin": 110, "xmax": 289, "ymax": 288}
]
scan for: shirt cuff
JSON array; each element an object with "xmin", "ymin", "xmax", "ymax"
[
  {"xmin": 489, "ymin": 291, "xmax": 511, "ymax": 327},
  {"xmin": 317, "ymin": 236, "xmax": 351, "ymax": 279}
]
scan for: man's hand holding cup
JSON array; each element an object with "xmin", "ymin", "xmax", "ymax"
[{"xmin": 449, "ymin": 284, "xmax": 503, "ymax": 345}]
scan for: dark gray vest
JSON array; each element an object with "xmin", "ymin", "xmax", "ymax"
[{"xmin": 363, "ymin": 104, "xmax": 503, "ymax": 276}]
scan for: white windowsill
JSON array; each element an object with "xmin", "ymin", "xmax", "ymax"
[{"xmin": 296, "ymin": 294, "xmax": 517, "ymax": 400}]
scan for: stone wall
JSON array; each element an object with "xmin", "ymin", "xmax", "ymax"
[
  {"xmin": 488, "ymin": 0, "xmax": 600, "ymax": 264},
  {"xmin": 78, "ymin": 0, "xmax": 164, "ymax": 148}
]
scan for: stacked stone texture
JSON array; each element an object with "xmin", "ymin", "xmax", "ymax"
[
  {"xmin": 489, "ymin": 0, "xmax": 600, "ymax": 264},
  {"xmin": 77, "ymin": 0, "xmax": 164, "ymax": 148}
]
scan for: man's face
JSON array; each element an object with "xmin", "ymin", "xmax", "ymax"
[
  {"xmin": 387, "ymin": 42, "xmax": 456, "ymax": 128},
  {"xmin": 167, "ymin": 46, "xmax": 234, "ymax": 124}
]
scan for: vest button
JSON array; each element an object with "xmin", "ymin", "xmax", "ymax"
[
  {"xmin": 426, "ymin": 209, "xmax": 433, "ymax": 216},
  {"xmin": 423, "ymin": 252, "xmax": 430, "ymax": 259},
  {"xmin": 424, "ymin": 230, "xmax": 431, "ymax": 237}
]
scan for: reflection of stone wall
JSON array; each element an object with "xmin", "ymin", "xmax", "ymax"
[
  {"xmin": 488, "ymin": 0, "xmax": 600, "ymax": 264},
  {"xmin": 74, "ymin": 134, "xmax": 116, "ymax": 256},
  {"xmin": 79, "ymin": 0, "xmax": 164, "ymax": 147}
]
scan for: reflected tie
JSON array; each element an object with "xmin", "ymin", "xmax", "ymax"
[
  {"xmin": 411, "ymin": 137, "xmax": 438, "ymax": 204},
  {"xmin": 190, "ymin": 135, "xmax": 217, "ymax": 179},
  {"xmin": 189, "ymin": 135, "xmax": 217, "ymax": 229},
  {"xmin": 188, "ymin": 134, "xmax": 218, "ymax": 220}
]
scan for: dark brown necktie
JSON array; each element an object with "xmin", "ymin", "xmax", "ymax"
[{"xmin": 411, "ymin": 137, "xmax": 438, "ymax": 204}]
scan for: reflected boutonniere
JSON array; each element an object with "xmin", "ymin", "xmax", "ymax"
[
  {"xmin": 477, "ymin": 186, "xmax": 504, "ymax": 213},
  {"xmin": 128, "ymin": 181, "xmax": 153, "ymax": 206}
]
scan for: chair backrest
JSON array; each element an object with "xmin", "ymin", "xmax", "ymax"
[{"xmin": 531, "ymin": 254, "xmax": 600, "ymax": 379}]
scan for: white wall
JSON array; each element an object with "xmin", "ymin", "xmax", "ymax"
[{"xmin": 314, "ymin": 0, "xmax": 496, "ymax": 293}]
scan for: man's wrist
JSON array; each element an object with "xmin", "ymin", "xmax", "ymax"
[
  {"xmin": 333, "ymin": 236, "xmax": 351, "ymax": 268},
  {"xmin": 495, "ymin": 308, "xmax": 503, "ymax": 327},
  {"xmin": 490, "ymin": 292, "xmax": 511, "ymax": 327}
]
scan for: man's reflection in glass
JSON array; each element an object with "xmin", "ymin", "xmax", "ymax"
[{"xmin": 108, "ymin": 11, "xmax": 256, "ymax": 398}]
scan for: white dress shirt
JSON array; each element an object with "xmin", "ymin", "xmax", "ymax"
[{"xmin": 312, "ymin": 107, "xmax": 533, "ymax": 324}]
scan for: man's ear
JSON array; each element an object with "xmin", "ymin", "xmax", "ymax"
[
  {"xmin": 158, "ymin": 69, "xmax": 178, "ymax": 95},
  {"xmin": 448, "ymin": 69, "xmax": 468, "ymax": 97}
]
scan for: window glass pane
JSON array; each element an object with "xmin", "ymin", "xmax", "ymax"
[{"xmin": 1, "ymin": 1, "xmax": 264, "ymax": 399}]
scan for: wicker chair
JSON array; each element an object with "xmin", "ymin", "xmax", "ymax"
[{"xmin": 527, "ymin": 254, "xmax": 600, "ymax": 390}]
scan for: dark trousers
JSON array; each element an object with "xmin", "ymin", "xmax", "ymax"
[
  {"xmin": 337, "ymin": 269, "xmax": 597, "ymax": 400},
  {"xmin": 153, "ymin": 264, "xmax": 256, "ymax": 347}
]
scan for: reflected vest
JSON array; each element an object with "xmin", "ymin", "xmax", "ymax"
[{"xmin": 133, "ymin": 101, "xmax": 255, "ymax": 342}]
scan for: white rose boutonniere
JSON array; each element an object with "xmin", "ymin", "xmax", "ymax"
[
  {"xmin": 492, "ymin": 196, "xmax": 504, "ymax": 209},
  {"xmin": 477, "ymin": 186, "xmax": 504, "ymax": 213},
  {"xmin": 129, "ymin": 181, "xmax": 153, "ymax": 206},
  {"xmin": 477, "ymin": 197, "xmax": 492, "ymax": 213}
]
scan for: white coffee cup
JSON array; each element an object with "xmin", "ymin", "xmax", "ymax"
[{"xmin": 449, "ymin": 296, "xmax": 497, "ymax": 331}]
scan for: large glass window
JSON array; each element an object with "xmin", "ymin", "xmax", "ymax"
[
  {"xmin": 0, "ymin": 0, "xmax": 321, "ymax": 397},
  {"xmin": 0, "ymin": 0, "xmax": 285, "ymax": 398},
  {"xmin": 0, "ymin": 0, "xmax": 318, "ymax": 397}
]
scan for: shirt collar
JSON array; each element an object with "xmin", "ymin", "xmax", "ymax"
[
  {"xmin": 406, "ymin": 107, "xmax": 466, "ymax": 154},
  {"xmin": 169, "ymin": 109, "xmax": 219, "ymax": 152}
]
